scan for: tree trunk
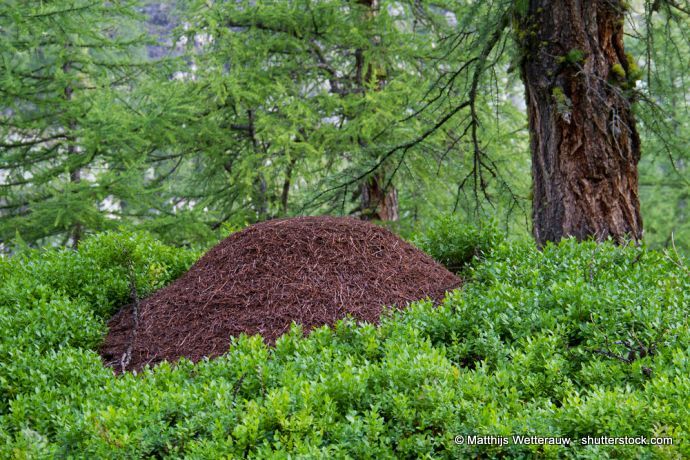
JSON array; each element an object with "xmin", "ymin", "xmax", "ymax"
[
  {"xmin": 246, "ymin": 109, "xmax": 269, "ymax": 221},
  {"xmin": 520, "ymin": 0, "xmax": 642, "ymax": 245},
  {"xmin": 64, "ymin": 58, "xmax": 82, "ymax": 248},
  {"xmin": 355, "ymin": 0, "xmax": 399, "ymax": 222},
  {"xmin": 360, "ymin": 172, "xmax": 399, "ymax": 221},
  {"xmin": 281, "ymin": 156, "xmax": 296, "ymax": 214}
]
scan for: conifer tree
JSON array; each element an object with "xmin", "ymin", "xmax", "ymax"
[
  {"xmin": 3, "ymin": 0, "xmax": 687, "ymax": 249},
  {"xmin": 167, "ymin": 0, "xmax": 515, "ymax": 227},
  {"xmin": 0, "ymin": 0, "xmax": 151, "ymax": 246},
  {"xmin": 344, "ymin": 0, "xmax": 690, "ymax": 245}
]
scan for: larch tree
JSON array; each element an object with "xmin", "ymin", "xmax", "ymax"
[
  {"xmin": 0, "ymin": 1, "xmax": 152, "ymax": 246},
  {"xmin": 4, "ymin": 0, "xmax": 687, "ymax": 249},
  {"xmin": 361, "ymin": 0, "xmax": 689, "ymax": 246},
  {"xmin": 172, "ymin": 0, "xmax": 477, "ymax": 227},
  {"xmin": 355, "ymin": 0, "xmax": 399, "ymax": 221},
  {"xmin": 517, "ymin": 1, "xmax": 643, "ymax": 245}
]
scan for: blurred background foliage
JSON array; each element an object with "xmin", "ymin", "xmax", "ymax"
[{"xmin": 0, "ymin": 0, "xmax": 687, "ymax": 252}]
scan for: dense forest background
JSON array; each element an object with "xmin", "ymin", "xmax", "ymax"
[{"xmin": 1, "ymin": 0, "xmax": 688, "ymax": 252}]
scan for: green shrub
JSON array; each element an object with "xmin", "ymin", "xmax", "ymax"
[
  {"xmin": 0, "ymin": 230, "xmax": 199, "ymax": 318},
  {"xmin": 0, "ymin": 231, "xmax": 199, "ymax": 434},
  {"xmin": 411, "ymin": 214, "xmax": 503, "ymax": 273},
  {"xmin": 1, "ymin": 231, "xmax": 689, "ymax": 458}
]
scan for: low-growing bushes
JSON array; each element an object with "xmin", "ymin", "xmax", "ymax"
[
  {"xmin": 0, "ymin": 230, "xmax": 688, "ymax": 458},
  {"xmin": 411, "ymin": 215, "xmax": 503, "ymax": 273}
]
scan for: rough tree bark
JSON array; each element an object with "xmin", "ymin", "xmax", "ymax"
[
  {"xmin": 519, "ymin": 0, "xmax": 643, "ymax": 245},
  {"xmin": 360, "ymin": 174, "xmax": 399, "ymax": 221}
]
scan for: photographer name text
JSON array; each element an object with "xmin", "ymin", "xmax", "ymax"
[{"xmin": 454, "ymin": 435, "xmax": 673, "ymax": 446}]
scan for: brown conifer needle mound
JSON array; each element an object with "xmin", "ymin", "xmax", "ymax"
[{"xmin": 101, "ymin": 216, "xmax": 461, "ymax": 371}]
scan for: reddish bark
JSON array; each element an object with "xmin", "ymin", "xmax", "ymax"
[{"xmin": 520, "ymin": 0, "xmax": 642, "ymax": 245}]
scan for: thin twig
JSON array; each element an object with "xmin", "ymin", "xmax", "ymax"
[{"xmin": 121, "ymin": 254, "xmax": 140, "ymax": 373}]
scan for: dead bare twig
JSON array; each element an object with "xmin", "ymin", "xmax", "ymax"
[
  {"xmin": 664, "ymin": 232, "xmax": 690, "ymax": 276},
  {"xmin": 121, "ymin": 254, "xmax": 140, "ymax": 373}
]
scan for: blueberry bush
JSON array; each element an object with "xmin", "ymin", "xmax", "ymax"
[{"xmin": 1, "ymin": 230, "xmax": 689, "ymax": 458}]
